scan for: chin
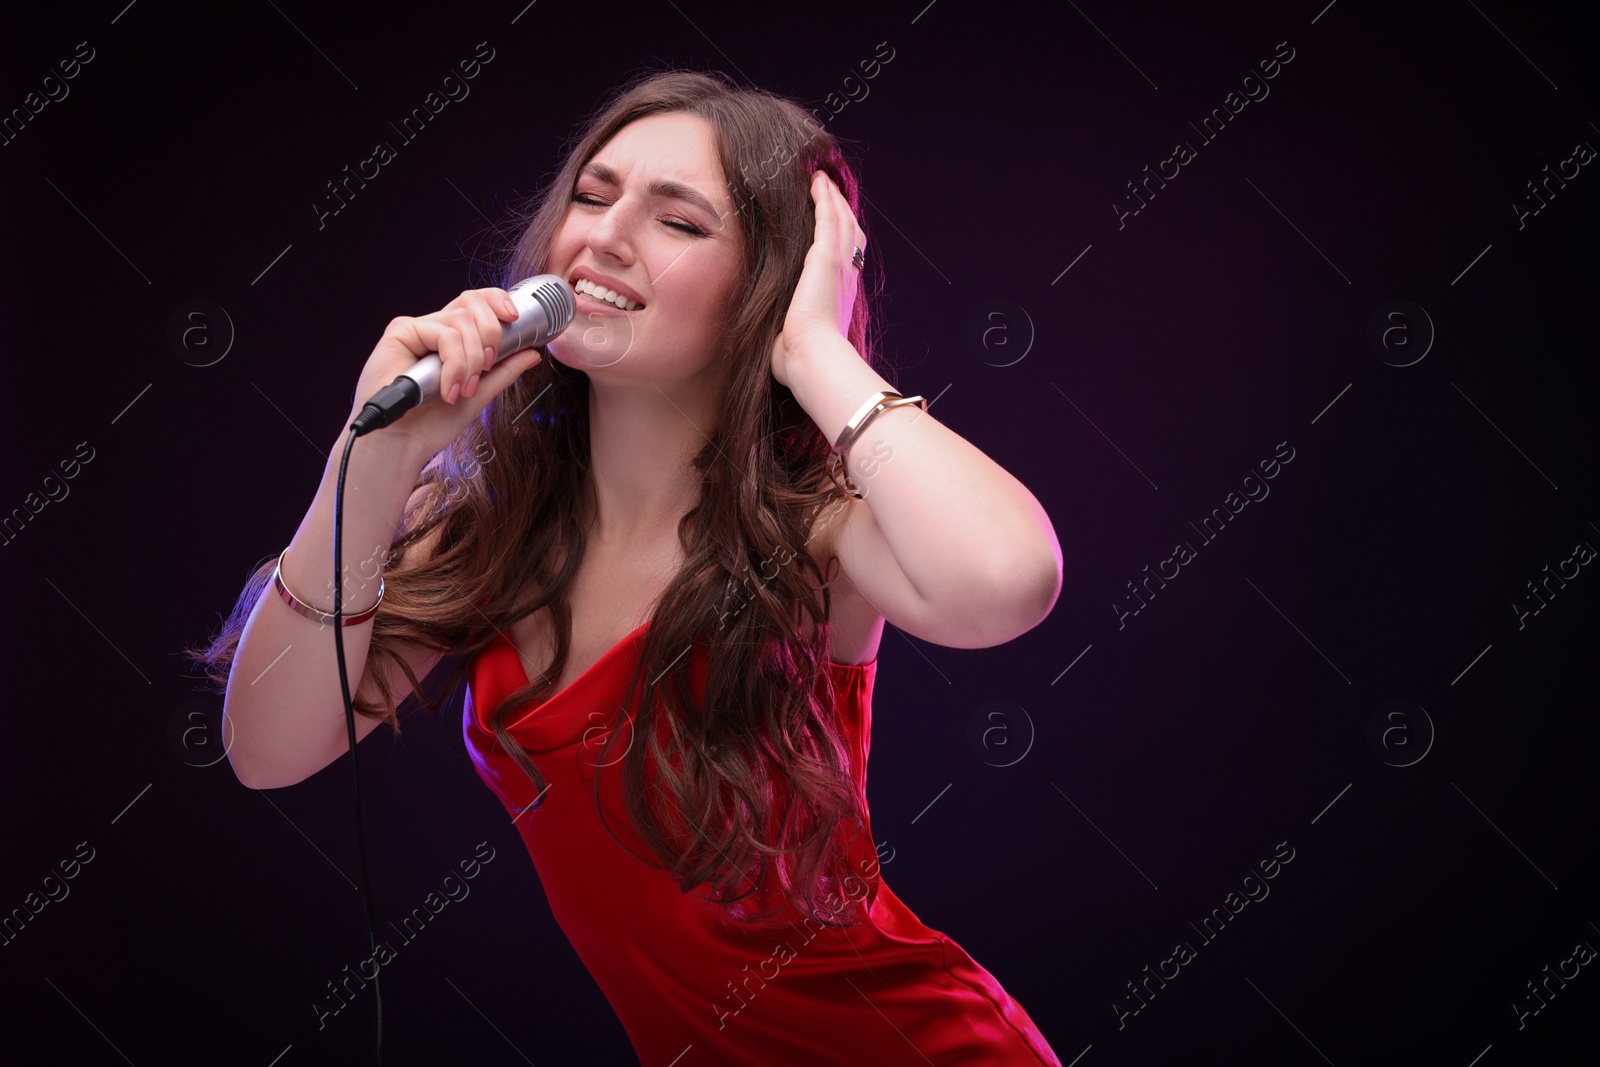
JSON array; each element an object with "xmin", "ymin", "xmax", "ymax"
[{"xmin": 548, "ymin": 330, "xmax": 637, "ymax": 371}]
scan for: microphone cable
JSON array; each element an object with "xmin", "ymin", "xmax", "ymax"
[
  {"xmin": 332, "ymin": 423, "xmax": 386, "ymax": 1065},
  {"xmin": 325, "ymin": 273, "xmax": 573, "ymax": 1064}
]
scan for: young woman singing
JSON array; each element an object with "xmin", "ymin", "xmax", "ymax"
[{"xmin": 190, "ymin": 69, "xmax": 1064, "ymax": 1065}]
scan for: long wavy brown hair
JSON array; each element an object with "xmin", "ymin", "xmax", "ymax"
[{"xmin": 185, "ymin": 69, "xmax": 892, "ymax": 929}]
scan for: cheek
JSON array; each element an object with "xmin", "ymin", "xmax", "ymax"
[
  {"xmin": 657, "ymin": 256, "xmax": 740, "ymax": 325},
  {"xmin": 673, "ymin": 269, "xmax": 721, "ymax": 318},
  {"xmin": 548, "ymin": 221, "xmax": 583, "ymax": 264}
]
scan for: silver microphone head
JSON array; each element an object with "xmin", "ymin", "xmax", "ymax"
[{"xmin": 501, "ymin": 274, "xmax": 575, "ymax": 356}]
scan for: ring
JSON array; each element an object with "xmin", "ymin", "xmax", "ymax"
[{"xmin": 851, "ymin": 245, "xmax": 865, "ymax": 270}]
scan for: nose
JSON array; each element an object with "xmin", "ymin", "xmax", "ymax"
[{"xmin": 584, "ymin": 195, "xmax": 636, "ymax": 265}]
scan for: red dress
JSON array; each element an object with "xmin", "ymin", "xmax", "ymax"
[{"xmin": 463, "ymin": 621, "xmax": 1062, "ymax": 1066}]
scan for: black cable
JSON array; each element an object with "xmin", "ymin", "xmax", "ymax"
[{"xmin": 333, "ymin": 425, "xmax": 384, "ymax": 1065}]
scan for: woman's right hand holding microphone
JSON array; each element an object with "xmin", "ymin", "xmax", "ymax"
[{"xmin": 348, "ymin": 286, "xmax": 545, "ymax": 464}]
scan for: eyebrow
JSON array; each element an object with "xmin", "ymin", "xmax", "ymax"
[{"xmin": 578, "ymin": 162, "xmax": 726, "ymax": 222}]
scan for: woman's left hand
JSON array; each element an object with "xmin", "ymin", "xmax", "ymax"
[{"xmin": 770, "ymin": 170, "xmax": 865, "ymax": 389}]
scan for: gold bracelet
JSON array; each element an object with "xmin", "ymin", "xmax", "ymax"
[
  {"xmin": 826, "ymin": 391, "xmax": 926, "ymax": 499},
  {"xmin": 271, "ymin": 547, "xmax": 384, "ymax": 627}
]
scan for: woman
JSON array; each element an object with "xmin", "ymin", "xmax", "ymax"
[{"xmin": 190, "ymin": 69, "xmax": 1064, "ymax": 1065}]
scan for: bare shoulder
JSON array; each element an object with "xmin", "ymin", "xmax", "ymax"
[
  {"xmin": 804, "ymin": 476, "xmax": 885, "ymax": 666},
  {"xmin": 803, "ymin": 484, "xmax": 850, "ymax": 571}
]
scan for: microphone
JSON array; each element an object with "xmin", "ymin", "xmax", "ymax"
[{"xmin": 349, "ymin": 274, "xmax": 575, "ymax": 436}]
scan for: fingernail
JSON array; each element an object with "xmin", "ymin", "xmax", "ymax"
[
  {"xmin": 503, "ymin": 297, "xmax": 518, "ymax": 317},
  {"xmin": 446, "ymin": 382, "xmax": 461, "ymax": 404},
  {"xmin": 483, "ymin": 345, "xmax": 496, "ymax": 369},
  {"xmin": 465, "ymin": 374, "xmax": 480, "ymax": 398}
]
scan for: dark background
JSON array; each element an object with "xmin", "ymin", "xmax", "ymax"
[{"xmin": 2, "ymin": 0, "xmax": 1597, "ymax": 1064}]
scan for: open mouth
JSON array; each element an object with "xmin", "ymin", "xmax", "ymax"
[{"xmin": 571, "ymin": 276, "xmax": 645, "ymax": 312}]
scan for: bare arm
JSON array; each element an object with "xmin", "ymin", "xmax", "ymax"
[
  {"xmin": 218, "ymin": 284, "xmax": 543, "ymax": 788},
  {"xmin": 222, "ymin": 419, "xmax": 441, "ymax": 790},
  {"xmin": 776, "ymin": 172, "xmax": 1062, "ymax": 649},
  {"xmin": 789, "ymin": 333, "xmax": 1063, "ymax": 649}
]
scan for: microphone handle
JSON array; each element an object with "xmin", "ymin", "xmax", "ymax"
[{"xmin": 352, "ymin": 374, "xmax": 428, "ymax": 435}]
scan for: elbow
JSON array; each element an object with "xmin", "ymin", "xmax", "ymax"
[
  {"xmin": 220, "ymin": 714, "xmax": 308, "ymax": 791},
  {"xmin": 989, "ymin": 551, "xmax": 1063, "ymax": 642},
  {"xmin": 934, "ymin": 554, "xmax": 1060, "ymax": 649},
  {"xmin": 228, "ymin": 753, "xmax": 302, "ymax": 792},
  {"xmin": 1033, "ymin": 545, "xmax": 1065, "ymax": 624},
  {"xmin": 999, "ymin": 512, "xmax": 1063, "ymax": 636}
]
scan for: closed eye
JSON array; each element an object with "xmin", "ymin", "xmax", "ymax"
[{"xmin": 571, "ymin": 192, "xmax": 708, "ymax": 237}]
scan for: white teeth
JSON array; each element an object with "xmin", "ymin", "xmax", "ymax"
[{"xmin": 575, "ymin": 278, "xmax": 640, "ymax": 310}]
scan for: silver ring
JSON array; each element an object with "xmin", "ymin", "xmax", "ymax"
[{"xmin": 851, "ymin": 245, "xmax": 865, "ymax": 270}]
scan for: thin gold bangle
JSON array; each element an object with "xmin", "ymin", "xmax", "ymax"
[
  {"xmin": 271, "ymin": 548, "xmax": 384, "ymax": 627},
  {"xmin": 827, "ymin": 393, "xmax": 926, "ymax": 499},
  {"xmin": 831, "ymin": 391, "xmax": 898, "ymax": 456}
]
